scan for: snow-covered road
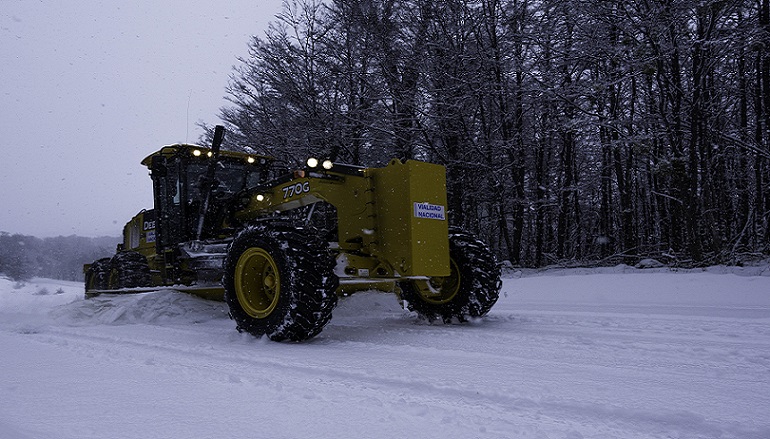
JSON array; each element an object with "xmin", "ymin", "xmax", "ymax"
[{"xmin": 1, "ymin": 266, "xmax": 769, "ymax": 439}]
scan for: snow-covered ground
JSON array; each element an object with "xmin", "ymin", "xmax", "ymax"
[{"xmin": 1, "ymin": 265, "xmax": 769, "ymax": 439}]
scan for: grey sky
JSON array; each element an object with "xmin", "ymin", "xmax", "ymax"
[{"xmin": 1, "ymin": 0, "xmax": 283, "ymax": 237}]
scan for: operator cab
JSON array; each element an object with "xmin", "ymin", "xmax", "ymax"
[{"xmin": 141, "ymin": 144, "xmax": 273, "ymax": 249}]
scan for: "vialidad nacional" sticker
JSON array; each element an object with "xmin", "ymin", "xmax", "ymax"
[{"xmin": 413, "ymin": 202, "xmax": 446, "ymax": 220}]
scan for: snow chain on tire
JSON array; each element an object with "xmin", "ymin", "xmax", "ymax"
[
  {"xmin": 84, "ymin": 258, "xmax": 111, "ymax": 297},
  {"xmin": 109, "ymin": 251, "xmax": 151, "ymax": 289},
  {"xmin": 223, "ymin": 222, "xmax": 339, "ymax": 342},
  {"xmin": 399, "ymin": 228, "xmax": 501, "ymax": 323}
]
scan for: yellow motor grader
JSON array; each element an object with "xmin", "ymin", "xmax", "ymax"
[{"xmin": 85, "ymin": 126, "xmax": 501, "ymax": 341}]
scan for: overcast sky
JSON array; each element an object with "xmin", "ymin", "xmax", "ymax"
[{"xmin": 1, "ymin": 0, "xmax": 283, "ymax": 238}]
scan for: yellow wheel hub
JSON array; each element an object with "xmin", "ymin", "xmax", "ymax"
[
  {"xmin": 413, "ymin": 258, "xmax": 461, "ymax": 305},
  {"xmin": 234, "ymin": 248, "xmax": 281, "ymax": 318}
]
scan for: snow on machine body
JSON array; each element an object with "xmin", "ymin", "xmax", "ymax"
[{"xmin": 85, "ymin": 126, "xmax": 501, "ymax": 341}]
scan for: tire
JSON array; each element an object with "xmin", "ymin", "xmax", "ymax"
[
  {"xmin": 84, "ymin": 258, "xmax": 111, "ymax": 297},
  {"xmin": 108, "ymin": 251, "xmax": 151, "ymax": 289},
  {"xmin": 223, "ymin": 223, "xmax": 338, "ymax": 342},
  {"xmin": 399, "ymin": 228, "xmax": 501, "ymax": 323}
]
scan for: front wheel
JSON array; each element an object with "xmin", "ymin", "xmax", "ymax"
[
  {"xmin": 223, "ymin": 223, "xmax": 338, "ymax": 342},
  {"xmin": 399, "ymin": 229, "xmax": 501, "ymax": 323}
]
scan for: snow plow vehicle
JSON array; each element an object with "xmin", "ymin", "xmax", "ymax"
[{"xmin": 84, "ymin": 126, "xmax": 501, "ymax": 341}]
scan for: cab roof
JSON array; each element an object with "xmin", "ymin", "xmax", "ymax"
[{"xmin": 140, "ymin": 143, "xmax": 274, "ymax": 168}]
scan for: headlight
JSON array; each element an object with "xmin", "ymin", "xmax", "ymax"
[
  {"xmin": 256, "ymin": 194, "xmax": 265, "ymax": 202},
  {"xmin": 322, "ymin": 160, "xmax": 333, "ymax": 170},
  {"xmin": 192, "ymin": 149, "xmax": 202, "ymax": 157},
  {"xmin": 247, "ymin": 156, "xmax": 255, "ymax": 164},
  {"xmin": 307, "ymin": 157, "xmax": 319, "ymax": 168}
]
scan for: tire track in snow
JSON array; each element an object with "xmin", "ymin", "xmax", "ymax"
[{"xmin": 16, "ymin": 316, "xmax": 770, "ymax": 439}]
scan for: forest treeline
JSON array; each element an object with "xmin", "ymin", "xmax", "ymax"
[
  {"xmin": 210, "ymin": 0, "xmax": 770, "ymax": 267},
  {"xmin": 0, "ymin": 232, "xmax": 118, "ymax": 282}
]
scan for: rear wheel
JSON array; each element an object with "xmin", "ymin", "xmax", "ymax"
[
  {"xmin": 108, "ymin": 251, "xmax": 151, "ymax": 289},
  {"xmin": 399, "ymin": 229, "xmax": 501, "ymax": 322},
  {"xmin": 223, "ymin": 223, "xmax": 338, "ymax": 342},
  {"xmin": 84, "ymin": 258, "xmax": 111, "ymax": 298}
]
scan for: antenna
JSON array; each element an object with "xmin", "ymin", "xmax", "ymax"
[{"xmin": 186, "ymin": 89, "xmax": 192, "ymax": 143}]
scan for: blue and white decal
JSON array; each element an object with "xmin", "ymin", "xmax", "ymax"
[{"xmin": 413, "ymin": 202, "xmax": 446, "ymax": 220}]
